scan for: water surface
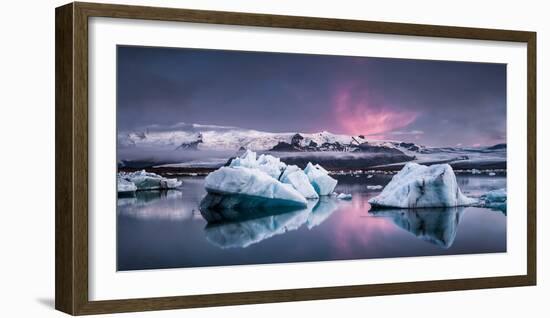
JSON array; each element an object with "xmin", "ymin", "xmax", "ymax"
[{"xmin": 117, "ymin": 174, "xmax": 506, "ymax": 271}]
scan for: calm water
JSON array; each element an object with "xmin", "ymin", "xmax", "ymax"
[{"xmin": 117, "ymin": 174, "xmax": 506, "ymax": 271}]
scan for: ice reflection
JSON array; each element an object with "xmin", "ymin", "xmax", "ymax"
[
  {"xmin": 201, "ymin": 197, "xmax": 338, "ymax": 248},
  {"xmin": 117, "ymin": 190, "xmax": 195, "ymax": 220},
  {"xmin": 369, "ymin": 207, "xmax": 465, "ymax": 248}
]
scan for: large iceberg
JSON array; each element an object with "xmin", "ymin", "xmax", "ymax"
[
  {"xmin": 368, "ymin": 162, "xmax": 475, "ymax": 208},
  {"xmin": 202, "ymin": 151, "xmax": 336, "ymax": 211},
  {"xmin": 117, "ymin": 170, "xmax": 182, "ymax": 192},
  {"xmin": 304, "ymin": 162, "xmax": 338, "ymax": 196},
  {"xmin": 204, "ymin": 166, "xmax": 307, "ymax": 209}
]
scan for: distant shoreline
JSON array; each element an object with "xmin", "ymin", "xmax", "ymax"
[{"xmin": 118, "ymin": 163, "xmax": 507, "ymax": 177}]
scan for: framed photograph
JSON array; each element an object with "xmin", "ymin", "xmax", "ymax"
[{"xmin": 55, "ymin": 2, "xmax": 536, "ymax": 315}]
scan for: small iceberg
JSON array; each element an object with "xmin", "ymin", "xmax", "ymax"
[
  {"xmin": 336, "ymin": 193, "xmax": 352, "ymax": 200},
  {"xmin": 202, "ymin": 151, "xmax": 337, "ymax": 212},
  {"xmin": 369, "ymin": 162, "xmax": 475, "ymax": 208},
  {"xmin": 479, "ymin": 188, "xmax": 507, "ymax": 213},
  {"xmin": 117, "ymin": 170, "xmax": 182, "ymax": 192},
  {"xmin": 366, "ymin": 185, "xmax": 383, "ymax": 190},
  {"xmin": 304, "ymin": 162, "xmax": 338, "ymax": 196}
]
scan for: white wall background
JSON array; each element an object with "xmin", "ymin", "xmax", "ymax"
[{"xmin": 0, "ymin": 0, "xmax": 547, "ymax": 317}]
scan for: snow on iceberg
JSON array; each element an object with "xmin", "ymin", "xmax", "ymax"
[
  {"xmin": 304, "ymin": 162, "xmax": 338, "ymax": 196},
  {"xmin": 229, "ymin": 149, "xmax": 286, "ymax": 179},
  {"xmin": 368, "ymin": 162, "xmax": 476, "ymax": 208},
  {"xmin": 280, "ymin": 165, "xmax": 319, "ymax": 199},
  {"xmin": 117, "ymin": 170, "xmax": 181, "ymax": 192},
  {"xmin": 204, "ymin": 166, "xmax": 307, "ymax": 209}
]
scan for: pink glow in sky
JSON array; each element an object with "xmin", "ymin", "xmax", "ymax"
[{"xmin": 334, "ymin": 86, "xmax": 418, "ymax": 138}]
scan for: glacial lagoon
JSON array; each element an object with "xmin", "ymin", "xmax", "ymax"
[{"xmin": 117, "ymin": 174, "xmax": 506, "ymax": 271}]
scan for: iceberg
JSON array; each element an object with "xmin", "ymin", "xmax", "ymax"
[
  {"xmin": 368, "ymin": 162, "xmax": 475, "ymax": 208},
  {"xmin": 204, "ymin": 166, "xmax": 307, "ymax": 209},
  {"xmin": 304, "ymin": 162, "xmax": 338, "ymax": 196},
  {"xmin": 366, "ymin": 185, "xmax": 383, "ymax": 190},
  {"xmin": 280, "ymin": 165, "xmax": 319, "ymax": 199},
  {"xmin": 118, "ymin": 177, "xmax": 137, "ymax": 193},
  {"xmin": 336, "ymin": 193, "xmax": 352, "ymax": 200},
  {"xmin": 202, "ymin": 151, "xmax": 337, "ymax": 213},
  {"xmin": 117, "ymin": 170, "xmax": 181, "ymax": 192},
  {"xmin": 479, "ymin": 188, "xmax": 506, "ymax": 213}
]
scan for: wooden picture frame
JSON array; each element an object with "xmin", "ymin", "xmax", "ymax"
[{"xmin": 55, "ymin": 2, "xmax": 536, "ymax": 315}]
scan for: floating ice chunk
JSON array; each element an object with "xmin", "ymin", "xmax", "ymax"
[
  {"xmin": 117, "ymin": 177, "xmax": 137, "ymax": 193},
  {"xmin": 281, "ymin": 165, "xmax": 319, "ymax": 199},
  {"xmin": 204, "ymin": 166, "xmax": 307, "ymax": 208},
  {"xmin": 479, "ymin": 188, "xmax": 506, "ymax": 213},
  {"xmin": 488, "ymin": 172, "xmax": 496, "ymax": 176},
  {"xmin": 336, "ymin": 193, "xmax": 352, "ymax": 200},
  {"xmin": 304, "ymin": 162, "xmax": 338, "ymax": 196},
  {"xmin": 117, "ymin": 170, "xmax": 181, "ymax": 191},
  {"xmin": 368, "ymin": 163, "xmax": 476, "ymax": 208},
  {"xmin": 366, "ymin": 185, "xmax": 383, "ymax": 190}
]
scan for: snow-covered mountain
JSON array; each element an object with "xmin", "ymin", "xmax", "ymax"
[
  {"xmin": 117, "ymin": 123, "xmax": 506, "ymax": 171},
  {"xmin": 117, "ymin": 122, "xmax": 426, "ymax": 154}
]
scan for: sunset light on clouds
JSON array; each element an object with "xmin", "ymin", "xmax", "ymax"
[{"xmin": 333, "ymin": 85, "xmax": 418, "ymax": 139}]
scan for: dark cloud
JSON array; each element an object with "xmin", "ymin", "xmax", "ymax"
[{"xmin": 117, "ymin": 46, "xmax": 506, "ymax": 147}]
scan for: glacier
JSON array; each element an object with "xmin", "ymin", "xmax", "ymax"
[
  {"xmin": 304, "ymin": 162, "xmax": 338, "ymax": 196},
  {"xmin": 368, "ymin": 162, "xmax": 476, "ymax": 208},
  {"xmin": 117, "ymin": 170, "xmax": 182, "ymax": 192}
]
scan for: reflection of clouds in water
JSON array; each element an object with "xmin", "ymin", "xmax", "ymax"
[
  {"xmin": 369, "ymin": 207, "xmax": 464, "ymax": 248},
  {"xmin": 117, "ymin": 190, "xmax": 196, "ymax": 220},
  {"xmin": 202, "ymin": 198, "xmax": 339, "ymax": 249}
]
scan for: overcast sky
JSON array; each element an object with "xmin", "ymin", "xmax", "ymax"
[{"xmin": 117, "ymin": 45, "xmax": 506, "ymax": 147}]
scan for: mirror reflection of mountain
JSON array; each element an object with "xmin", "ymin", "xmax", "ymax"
[
  {"xmin": 200, "ymin": 196, "xmax": 338, "ymax": 248},
  {"xmin": 369, "ymin": 207, "xmax": 465, "ymax": 248}
]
